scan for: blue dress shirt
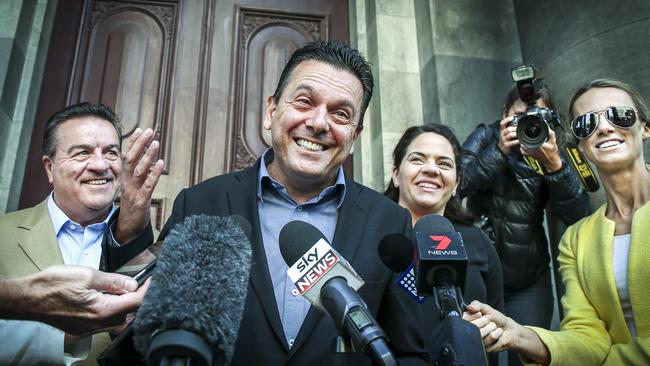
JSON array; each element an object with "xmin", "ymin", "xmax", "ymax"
[{"xmin": 257, "ymin": 149, "xmax": 346, "ymax": 348}]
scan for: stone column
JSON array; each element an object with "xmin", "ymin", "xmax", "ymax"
[
  {"xmin": 0, "ymin": 0, "xmax": 56, "ymax": 213},
  {"xmin": 351, "ymin": 0, "xmax": 423, "ymax": 191}
]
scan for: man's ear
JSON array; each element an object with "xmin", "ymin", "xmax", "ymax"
[
  {"xmin": 42, "ymin": 155, "xmax": 54, "ymax": 184},
  {"xmin": 264, "ymin": 95, "xmax": 276, "ymax": 131}
]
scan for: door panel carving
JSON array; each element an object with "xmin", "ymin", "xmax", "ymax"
[
  {"xmin": 230, "ymin": 8, "xmax": 328, "ymax": 170},
  {"xmin": 72, "ymin": 0, "xmax": 178, "ymax": 172},
  {"xmin": 21, "ymin": 0, "xmax": 348, "ymax": 228}
]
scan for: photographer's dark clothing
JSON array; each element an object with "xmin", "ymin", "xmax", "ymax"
[
  {"xmin": 460, "ymin": 122, "xmax": 589, "ymax": 365},
  {"xmin": 459, "ymin": 122, "xmax": 589, "ymax": 290}
]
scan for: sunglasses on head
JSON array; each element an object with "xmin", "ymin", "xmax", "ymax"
[{"xmin": 571, "ymin": 105, "xmax": 637, "ymax": 140}]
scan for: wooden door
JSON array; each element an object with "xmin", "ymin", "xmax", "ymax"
[{"xmin": 20, "ymin": 0, "xmax": 349, "ymax": 233}]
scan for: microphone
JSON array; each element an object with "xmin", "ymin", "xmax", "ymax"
[
  {"xmin": 412, "ymin": 215, "xmax": 468, "ymax": 317},
  {"xmin": 377, "ymin": 233, "xmax": 413, "ymax": 274},
  {"xmin": 131, "ymin": 214, "xmax": 252, "ymax": 366},
  {"xmin": 279, "ymin": 220, "xmax": 397, "ymax": 366},
  {"xmin": 377, "ymin": 233, "xmax": 425, "ymax": 304},
  {"xmin": 405, "ymin": 215, "xmax": 487, "ymax": 366}
]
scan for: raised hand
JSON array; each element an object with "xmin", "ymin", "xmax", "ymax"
[{"xmin": 115, "ymin": 128, "xmax": 164, "ymax": 243}]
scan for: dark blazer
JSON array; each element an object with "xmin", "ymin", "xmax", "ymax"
[{"xmin": 158, "ymin": 159, "xmax": 429, "ymax": 365}]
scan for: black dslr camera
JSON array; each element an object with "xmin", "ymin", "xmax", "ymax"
[{"xmin": 510, "ymin": 65, "xmax": 561, "ymax": 149}]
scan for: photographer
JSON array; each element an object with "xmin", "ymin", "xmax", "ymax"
[{"xmin": 459, "ymin": 68, "xmax": 590, "ymax": 366}]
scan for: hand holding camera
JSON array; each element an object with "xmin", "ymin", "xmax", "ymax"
[
  {"xmin": 520, "ymin": 128, "xmax": 562, "ymax": 173},
  {"xmin": 496, "ymin": 65, "xmax": 563, "ymax": 173},
  {"xmin": 497, "ymin": 116, "xmax": 520, "ymax": 155}
]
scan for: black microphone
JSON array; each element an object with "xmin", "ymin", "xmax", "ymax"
[
  {"xmin": 377, "ymin": 233, "xmax": 413, "ymax": 274},
  {"xmin": 279, "ymin": 220, "xmax": 397, "ymax": 366},
  {"xmin": 409, "ymin": 215, "xmax": 487, "ymax": 366},
  {"xmin": 131, "ymin": 214, "xmax": 252, "ymax": 366},
  {"xmin": 412, "ymin": 215, "xmax": 468, "ymax": 317}
]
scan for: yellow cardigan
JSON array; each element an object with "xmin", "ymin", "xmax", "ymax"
[{"xmin": 527, "ymin": 201, "xmax": 650, "ymax": 365}]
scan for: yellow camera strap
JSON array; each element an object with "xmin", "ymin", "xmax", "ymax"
[
  {"xmin": 564, "ymin": 145, "xmax": 600, "ymax": 192},
  {"xmin": 522, "ymin": 155, "xmax": 545, "ymax": 175},
  {"xmin": 519, "ymin": 147, "xmax": 599, "ymax": 192}
]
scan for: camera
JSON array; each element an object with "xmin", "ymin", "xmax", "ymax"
[{"xmin": 510, "ymin": 65, "xmax": 561, "ymax": 149}]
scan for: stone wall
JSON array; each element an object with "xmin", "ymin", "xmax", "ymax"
[{"xmin": 0, "ymin": 0, "xmax": 55, "ymax": 212}]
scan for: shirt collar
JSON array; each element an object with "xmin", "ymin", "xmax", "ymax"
[
  {"xmin": 257, "ymin": 148, "xmax": 347, "ymax": 207},
  {"xmin": 47, "ymin": 192, "xmax": 116, "ymax": 234}
]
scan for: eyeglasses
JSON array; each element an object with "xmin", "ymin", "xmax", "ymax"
[{"xmin": 571, "ymin": 105, "xmax": 637, "ymax": 140}]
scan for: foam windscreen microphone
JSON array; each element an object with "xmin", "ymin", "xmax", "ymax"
[
  {"xmin": 129, "ymin": 214, "xmax": 251, "ymax": 287},
  {"xmin": 279, "ymin": 220, "xmax": 397, "ymax": 366},
  {"xmin": 131, "ymin": 214, "xmax": 252, "ymax": 366}
]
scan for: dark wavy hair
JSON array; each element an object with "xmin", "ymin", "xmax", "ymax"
[
  {"xmin": 385, "ymin": 123, "xmax": 473, "ymax": 225},
  {"xmin": 42, "ymin": 102, "xmax": 122, "ymax": 157},
  {"xmin": 272, "ymin": 40, "xmax": 373, "ymax": 128},
  {"xmin": 501, "ymin": 81, "xmax": 556, "ymax": 118}
]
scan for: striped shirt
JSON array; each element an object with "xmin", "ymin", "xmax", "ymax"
[{"xmin": 47, "ymin": 193, "xmax": 116, "ymax": 268}]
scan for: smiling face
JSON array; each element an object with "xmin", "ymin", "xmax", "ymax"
[
  {"xmin": 572, "ymin": 87, "xmax": 650, "ymax": 173},
  {"xmin": 392, "ymin": 132, "xmax": 460, "ymax": 220},
  {"xmin": 42, "ymin": 116, "xmax": 122, "ymax": 226},
  {"xmin": 264, "ymin": 60, "xmax": 363, "ymax": 199}
]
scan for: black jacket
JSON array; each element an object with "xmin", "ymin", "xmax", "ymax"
[
  {"xmin": 157, "ymin": 159, "xmax": 429, "ymax": 366},
  {"xmin": 459, "ymin": 122, "xmax": 590, "ymax": 290}
]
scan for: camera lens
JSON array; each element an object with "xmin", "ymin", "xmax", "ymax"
[
  {"xmin": 516, "ymin": 114, "xmax": 549, "ymax": 149},
  {"xmin": 525, "ymin": 124, "xmax": 542, "ymax": 138}
]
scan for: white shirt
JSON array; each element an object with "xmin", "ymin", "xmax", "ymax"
[
  {"xmin": 47, "ymin": 193, "xmax": 115, "ymax": 268},
  {"xmin": 612, "ymin": 234, "xmax": 637, "ymax": 337}
]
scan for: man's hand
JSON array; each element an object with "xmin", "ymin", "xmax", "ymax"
[
  {"xmin": 498, "ymin": 116, "xmax": 520, "ymax": 155},
  {"xmin": 1, "ymin": 265, "xmax": 150, "ymax": 336},
  {"xmin": 520, "ymin": 127, "xmax": 563, "ymax": 173},
  {"xmin": 115, "ymin": 128, "xmax": 164, "ymax": 243}
]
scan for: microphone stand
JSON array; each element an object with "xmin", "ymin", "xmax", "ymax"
[
  {"xmin": 429, "ymin": 284, "xmax": 487, "ymax": 366},
  {"xmin": 146, "ymin": 329, "xmax": 215, "ymax": 366},
  {"xmin": 331, "ymin": 334, "xmax": 356, "ymax": 366},
  {"xmin": 323, "ymin": 278, "xmax": 397, "ymax": 366}
]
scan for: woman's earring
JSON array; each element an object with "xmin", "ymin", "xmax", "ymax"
[
  {"xmin": 393, "ymin": 179, "xmax": 399, "ymax": 188},
  {"xmin": 452, "ymin": 190, "xmax": 457, "ymax": 197}
]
